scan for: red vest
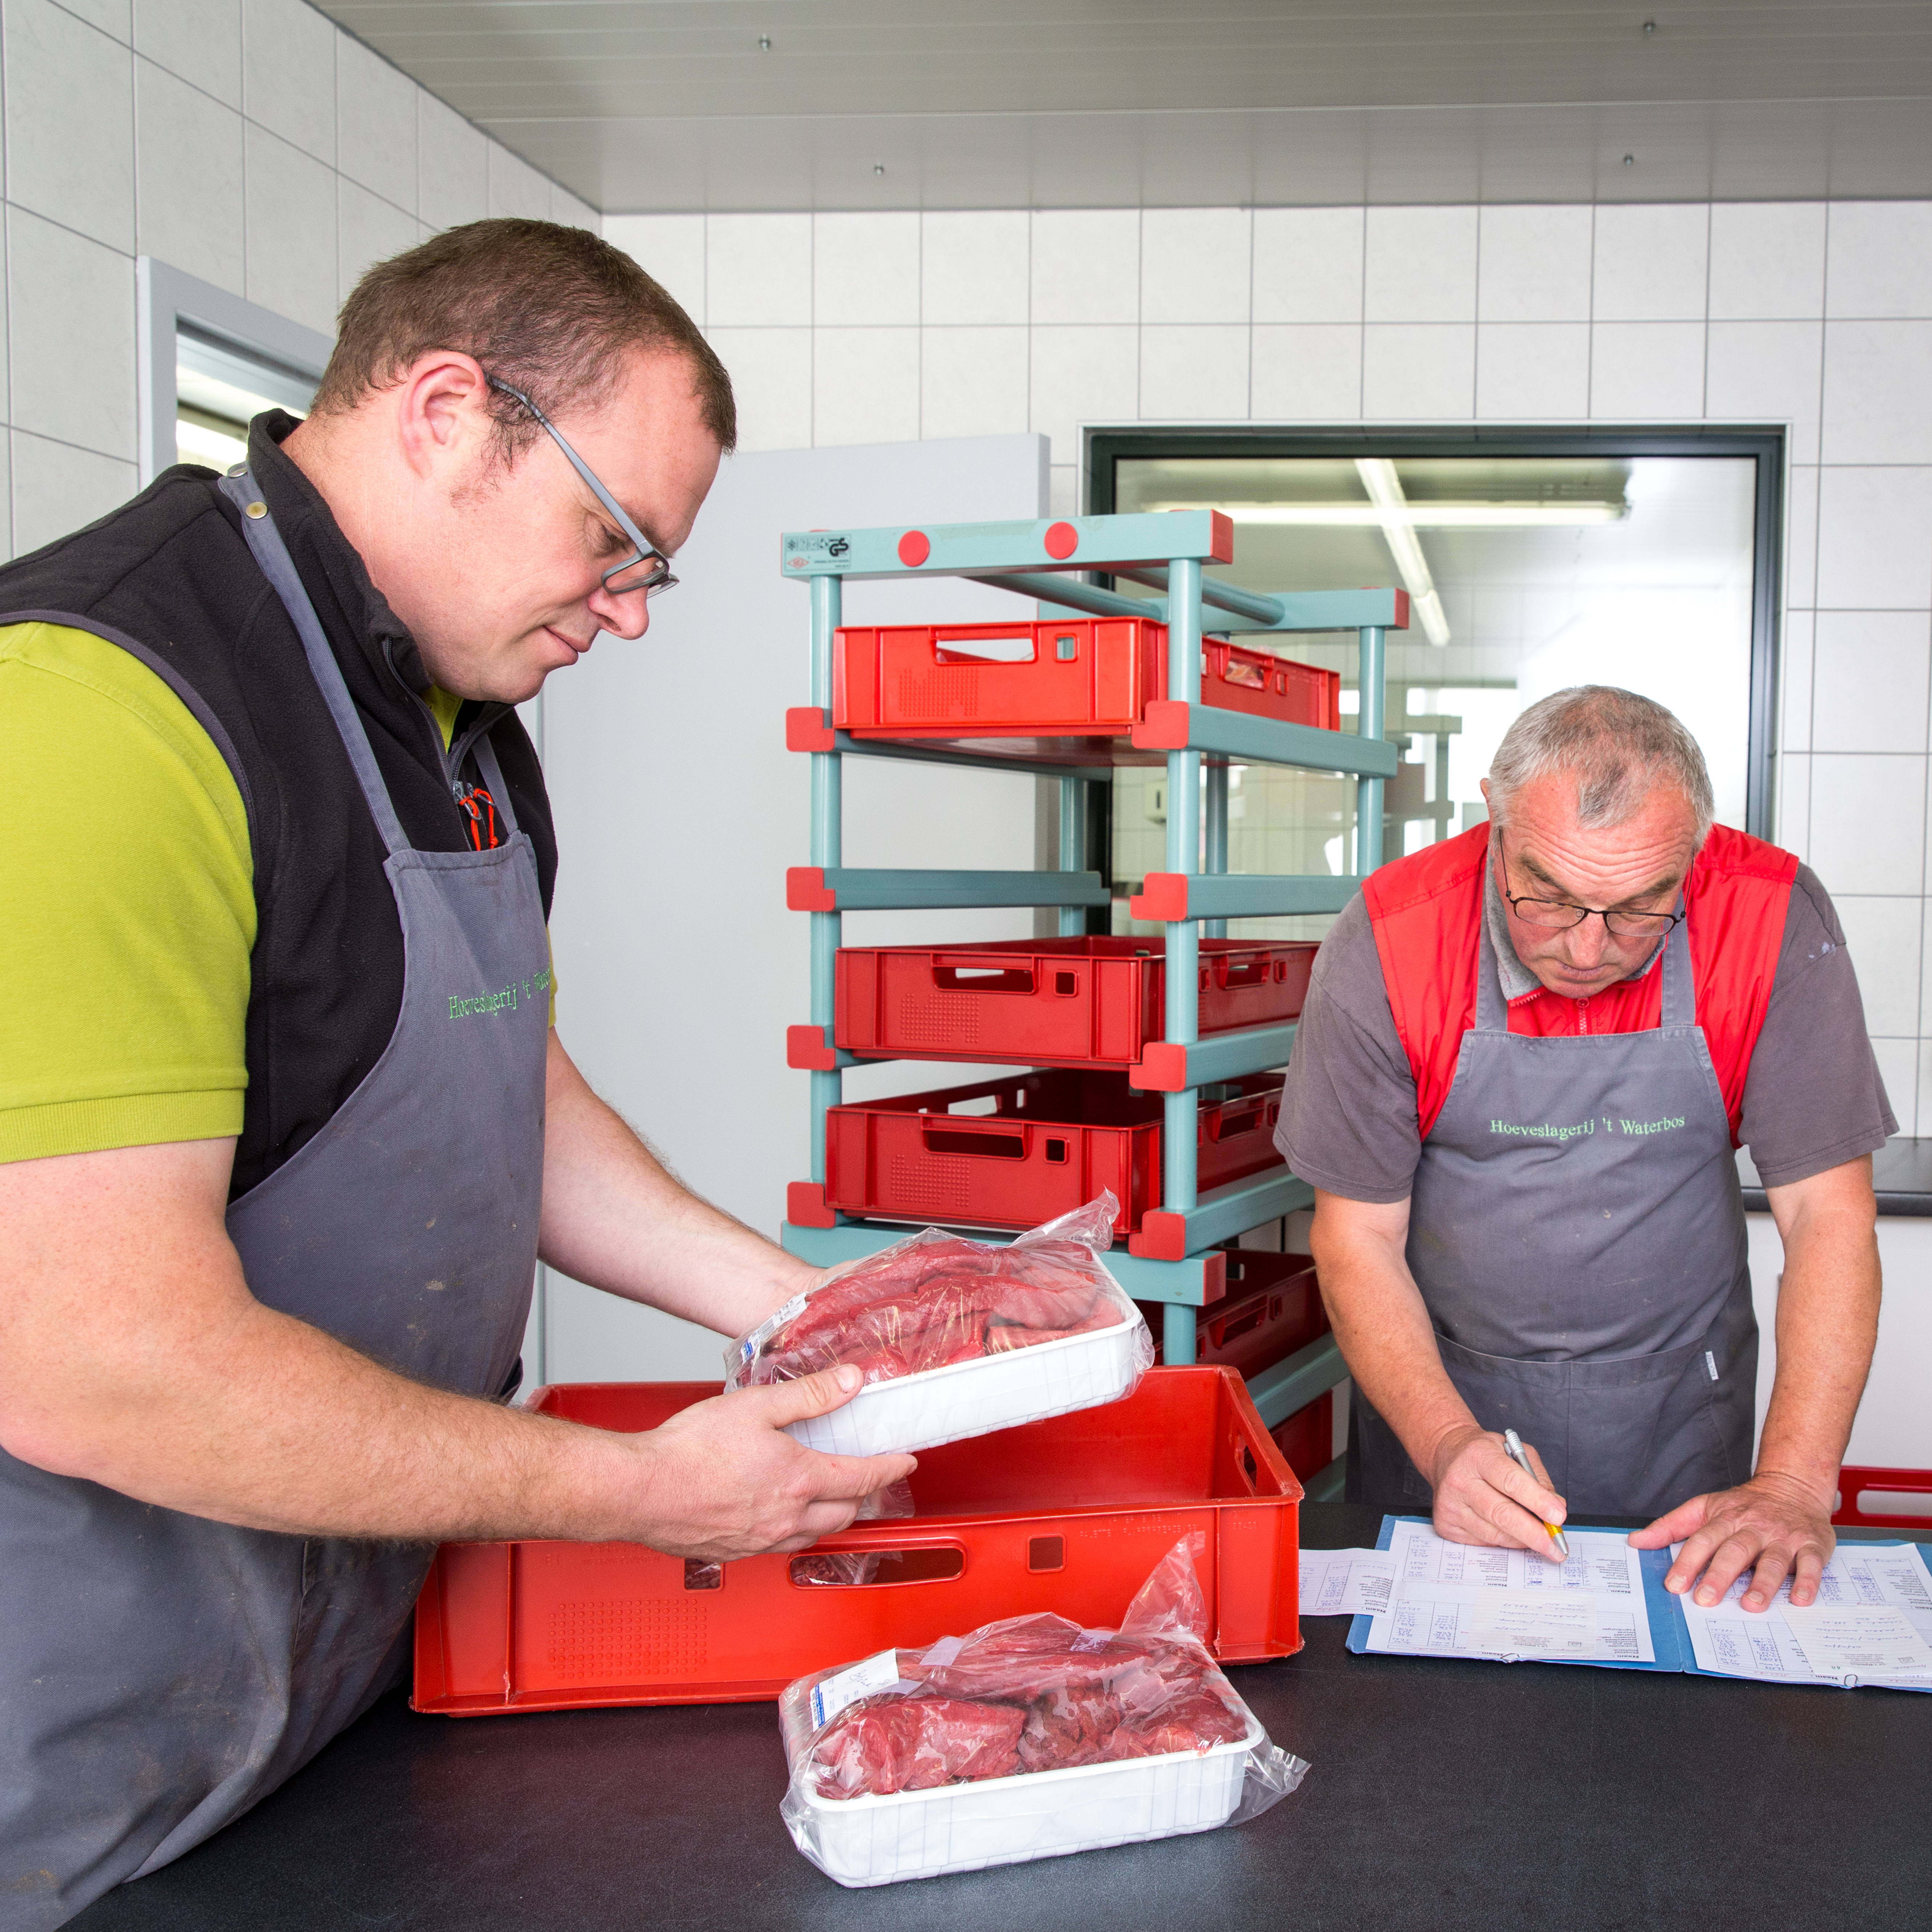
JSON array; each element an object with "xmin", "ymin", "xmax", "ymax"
[{"xmin": 1364, "ymin": 822, "xmax": 1798, "ymax": 1144}]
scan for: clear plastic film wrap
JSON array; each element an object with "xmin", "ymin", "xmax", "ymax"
[
  {"xmin": 776, "ymin": 1535, "xmax": 1309, "ymax": 1887},
  {"xmin": 725, "ymin": 1193, "xmax": 1155, "ymax": 1457}
]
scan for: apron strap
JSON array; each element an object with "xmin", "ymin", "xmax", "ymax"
[
  {"xmin": 221, "ymin": 469, "xmax": 410, "ymax": 859},
  {"xmin": 1474, "ymin": 907, "xmax": 1510, "ymax": 1032},
  {"xmin": 1658, "ymin": 900, "xmax": 1695, "ymax": 1027},
  {"xmin": 470, "ymin": 728, "xmax": 522, "ymax": 839}
]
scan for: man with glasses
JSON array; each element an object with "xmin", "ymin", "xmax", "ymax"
[
  {"xmin": 1276, "ymin": 685, "xmax": 1889, "ymax": 1618},
  {"xmin": 0, "ymin": 220, "xmax": 912, "ymax": 1925}
]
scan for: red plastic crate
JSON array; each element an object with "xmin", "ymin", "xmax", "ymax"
[
  {"xmin": 1144, "ymin": 1252, "xmax": 1326, "ymax": 1381},
  {"xmin": 834, "ymin": 936, "xmax": 1317, "ymax": 1068},
  {"xmin": 411, "ymin": 1368, "xmax": 1301, "ymax": 1715},
  {"xmin": 1833, "ymin": 1465, "xmax": 1932, "ymax": 1531},
  {"xmin": 823, "ymin": 1069, "xmax": 1285, "ymax": 1238},
  {"xmin": 832, "ymin": 618, "xmax": 1339, "ymax": 740},
  {"xmin": 1270, "ymin": 1394, "xmax": 1335, "ymax": 1482}
]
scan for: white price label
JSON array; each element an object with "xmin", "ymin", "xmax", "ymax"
[{"xmin": 808, "ymin": 1648, "xmax": 904, "ymax": 1730}]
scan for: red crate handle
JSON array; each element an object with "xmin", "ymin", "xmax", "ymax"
[
  {"xmin": 1213, "ymin": 952, "xmax": 1278, "ymax": 991},
  {"xmin": 931, "ymin": 955, "xmax": 1038, "ymax": 994},
  {"xmin": 920, "ymin": 1117, "xmax": 1029, "ymax": 1159},
  {"xmin": 1203, "ymin": 1094, "xmax": 1270, "ymax": 1142}
]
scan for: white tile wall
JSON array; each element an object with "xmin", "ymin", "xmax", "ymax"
[
  {"xmin": 589, "ymin": 195, "xmax": 1932, "ymax": 1109},
  {"xmin": 1365, "ymin": 204, "xmax": 1478, "ymax": 322},
  {"xmin": 2, "ymin": 0, "xmax": 597, "ymax": 559},
  {"xmin": 1590, "ymin": 321, "xmax": 1706, "ymax": 416},
  {"xmin": 134, "ymin": 56, "xmax": 246, "ymax": 296},
  {"xmin": 1362, "ymin": 322, "xmax": 1475, "ymax": 416},
  {"xmin": 1477, "ymin": 205, "xmax": 1594, "ymax": 322},
  {"xmin": 1475, "ymin": 321, "xmax": 1590, "ymax": 418},
  {"xmin": 1251, "ymin": 323, "xmax": 1361, "ymax": 418},
  {"xmin": 1592, "ymin": 204, "xmax": 1710, "ymax": 321},
  {"xmin": 134, "ymin": 0, "xmax": 241, "ymax": 108},
  {"xmin": 1708, "ymin": 203, "xmax": 1827, "ymax": 320},
  {"xmin": 1253, "ymin": 207, "xmax": 1363, "ymax": 322}
]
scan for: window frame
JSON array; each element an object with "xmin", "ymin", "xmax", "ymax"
[
  {"xmin": 136, "ymin": 258, "xmax": 334, "ymax": 487},
  {"xmin": 1084, "ymin": 425, "xmax": 1787, "ymax": 842}
]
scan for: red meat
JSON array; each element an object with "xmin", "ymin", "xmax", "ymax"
[
  {"xmin": 745, "ymin": 1235, "xmax": 1123, "ymax": 1387},
  {"xmin": 812, "ymin": 1695, "xmax": 1024, "ymax": 1799},
  {"xmin": 814, "ymin": 1627, "xmax": 1250, "ymax": 1797}
]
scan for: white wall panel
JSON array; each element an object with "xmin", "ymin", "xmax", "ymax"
[{"xmin": 541, "ymin": 433, "xmax": 1049, "ymax": 1382}]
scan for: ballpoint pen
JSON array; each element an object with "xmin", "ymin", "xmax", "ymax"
[{"xmin": 1502, "ymin": 1428, "xmax": 1570, "ymax": 1561}]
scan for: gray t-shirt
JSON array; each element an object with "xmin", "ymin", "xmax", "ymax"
[{"xmin": 1274, "ymin": 861, "xmax": 1895, "ymax": 1203}]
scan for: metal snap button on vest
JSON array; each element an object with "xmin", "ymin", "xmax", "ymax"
[
  {"xmin": 245, "ymin": 501, "xmax": 267, "ymax": 518},
  {"xmin": 227, "ymin": 463, "xmax": 247, "ymax": 478}
]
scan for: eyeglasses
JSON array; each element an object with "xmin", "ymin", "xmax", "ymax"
[
  {"xmin": 1500, "ymin": 840, "xmax": 1685, "ymax": 941},
  {"xmin": 484, "ymin": 375, "xmax": 678, "ymax": 601}
]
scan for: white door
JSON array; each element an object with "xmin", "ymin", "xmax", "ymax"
[{"xmin": 537, "ymin": 433, "xmax": 1051, "ymax": 1382}]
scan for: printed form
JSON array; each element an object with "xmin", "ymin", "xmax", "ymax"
[
  {"xmin": 1361, "ymin": 1520, "xmax": 1654, "ymax": 1664},
  {"xmin": 1671, "ymin": 1541, "xmax": 1932, "ymax": 1691},
  {"xmin": 1300, "ymin": 1548, "xmax": 1399, "ymax": 1618}
]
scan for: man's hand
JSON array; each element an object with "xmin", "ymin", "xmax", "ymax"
[
  {"xmin": 618, "ymin": 1365, "xmax": 916, "ymax": 1562},
  {"xmin": 1629, "ymin": 1473, "xmax": 1836, "ymax": 1610},
  {"xmin": 1429, "ymin": 1422, "xmax": 1570, "ymax": 1562}
]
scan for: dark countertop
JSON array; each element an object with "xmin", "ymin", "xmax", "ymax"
[
  {"xmin": 1739, "ymin": 1134, "xmax": 1932, "ymax": 1214},
  {"xmin": 71, "ymin": 1505, "xmax": 1932, "ymax": 1932}
]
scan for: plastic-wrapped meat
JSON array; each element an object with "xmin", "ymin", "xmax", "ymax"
[
  {"xmin": 728, "ymin": 1194, "xmax": 1145, "ymax": 1393},
  {"xmin": 778, "ymin": 1538, "xmax": 1312, "ymax": 1883},
  {"xmin": 811, "ymin": 1695, "xmax": 1024, "ymax": 1798}
]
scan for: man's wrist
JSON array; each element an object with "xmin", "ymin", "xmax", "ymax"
[{"xmin": 1749, "ymin": 1455, "xmax": 1839, "ymax": 1515}]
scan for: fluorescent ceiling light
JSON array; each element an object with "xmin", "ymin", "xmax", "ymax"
[
  {"xmin": 1356, "ymin": 459, "xmax": 1451, "ymax": 647},
  {"xmin": 1144, "ymin": 502, "xmax": 1627, "ymax": 527}
]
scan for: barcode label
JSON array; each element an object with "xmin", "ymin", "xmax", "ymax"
[{"xmin": 809, "ymin": 1648, "xmax": 902, "ymax": 1730}]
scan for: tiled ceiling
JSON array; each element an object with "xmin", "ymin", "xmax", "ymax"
[{"xmin": 316, "ymin": 3, "xmax": 1932, "ymax": 213}]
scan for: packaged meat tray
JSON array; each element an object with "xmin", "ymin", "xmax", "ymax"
[
  {"xmin": 777, "ymin": 1534, "xmax": 1309, "ymax": 1887},
  {"xmin": 726, "ymin": 1195, "xmax": 1153, "ymax": 1458}
]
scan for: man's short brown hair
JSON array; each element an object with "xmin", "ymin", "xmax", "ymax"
[{"xmin": 313, "ymin": 217, "xmax": 735, "ymax": 454}]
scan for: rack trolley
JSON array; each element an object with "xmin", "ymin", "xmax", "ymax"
[{"xmin": 777, "ymin": 511, "xmax": 1409, "ymax": 1499}]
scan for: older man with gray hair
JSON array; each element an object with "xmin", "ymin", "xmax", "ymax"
[{"xmin": 1276, "ymin": 684, "xmax": 1888, "ymax": 1616}]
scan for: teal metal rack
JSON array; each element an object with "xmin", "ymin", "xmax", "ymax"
[{"xmin": 777, "ymin": 510, "xmax": 1406, "ymax": 1493}]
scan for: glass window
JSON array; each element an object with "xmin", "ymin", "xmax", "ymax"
[
  {"xmin": 1096, "ymin": 442, "xmax": 1773, "ymax": 941},
  {"xmin": 174, "ymin": 324, "xmax": 317, "ymax": 472}
]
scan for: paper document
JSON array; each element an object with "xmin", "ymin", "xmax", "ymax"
[
  {"xmin": 1671, "ymin": 1542, "xmax": 1932, "ymax": 1690},
  {"xmin": 1361, "ymin": 1519, "xmax": 1654, "ymax": 1664},
  {"xmin": 1299, "ymin": 1548, "xmax": 1399, "ymax": 1617}
]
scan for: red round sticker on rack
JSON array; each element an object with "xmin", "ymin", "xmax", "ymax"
[
  {"xmin": 897, "ymin": 529, "xmax": 931, "ymax": 567},
  {"xmin": 1043, "ymin": 521, "xmax": 1079, "ymax": 560}
]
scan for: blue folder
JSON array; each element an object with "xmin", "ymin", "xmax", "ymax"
[{"xmin": 1343, "ymin": 1513, "xmax": 1932, "ymax": 1688}]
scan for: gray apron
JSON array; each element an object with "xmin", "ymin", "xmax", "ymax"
[
  {"xmin": 1352, "ymin": 904, "xmax": 1758, "ymax": 1520},
  {"xmin": 0, "ymin": 474, "xmax": 549, "ymax": 1928}
]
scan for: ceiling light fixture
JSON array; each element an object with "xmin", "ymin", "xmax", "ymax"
[
  {"xmin": 1147, "ymin": 502, "xmax": 1628, "ymax": 529},
  {"xmin": 1356, "ymin": 458, "xmax": 1451, "ymax": 647}
]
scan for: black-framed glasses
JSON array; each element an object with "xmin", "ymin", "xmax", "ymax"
[
  {"xmin": 1499, "ymin": 840, "xmax": 1685, "ymax": 941},
  {"xmin": 485, "ymin": 375, "xmax": 678, "ymax": 601}
]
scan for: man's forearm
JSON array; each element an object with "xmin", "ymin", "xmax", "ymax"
[
  {"xmin": 1310, "ymin": 1190, "xmax": 1476, "ymax": 1481},
  {"xmin": 538, "ymin": 1030, "xmax": 814, "ymax": 1337},
  {"xmin": 1757, "ymin": 1160, "xmax": 1881, "ymax": 1505}
]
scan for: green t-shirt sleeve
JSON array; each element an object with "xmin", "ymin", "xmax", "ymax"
[{"xmin": 0, "ymin": 623, "xmax": 255, "ymax": 1162}]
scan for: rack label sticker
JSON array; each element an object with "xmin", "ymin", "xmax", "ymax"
[
  {"xmin": 783, "ymin": 533, "xmax": 853, "ymax": 569},
  {"xmin": 810, "ymin": 1648, "xmax": 905, "ymax": 1730}
]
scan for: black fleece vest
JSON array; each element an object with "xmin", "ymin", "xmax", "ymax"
[{"xmin": 0, "ymin": 416, "xmax": 557, "ymax": 1197}]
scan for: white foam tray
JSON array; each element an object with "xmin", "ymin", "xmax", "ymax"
[
  {"xmin": 784, "ymin": 1318, "xmax": 1143, "ymax": 1458},
  {"xmin": 795, "ymin": 1715, "xmax": 1263, "ymax": 1887}
]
